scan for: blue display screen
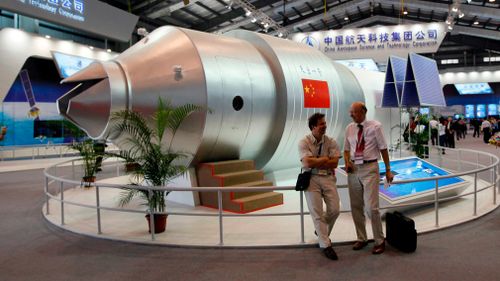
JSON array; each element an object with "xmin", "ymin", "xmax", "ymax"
[
  {"xmin": 419, "ymin": 108, "xmax": 429, "ymax": 115},
  {"xmin": 488, "ymin": 104, "xmax": 498, "ymax": 115},
  {"xmin": 455, "ymin": 83, "xmax": 493, "ymax": 95},
  {"xmin": 379, "ymin": 158, "xmax": 464, "ymax": 199},
  {"xmin": 51, "ymin": 51, "xmax": 95, "ymax": 78},
  {"xmin": 477, "ymin": 104, "xmax": 486, "ymax": 118},
  {"xmin": 465, "ymin": 105, "xmax": 475, "ymax": 118}
]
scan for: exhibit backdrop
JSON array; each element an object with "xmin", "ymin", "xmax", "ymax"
[
  {"xmin": 1, "ymin": 57, "xmax": 82, "ymax": 146},
  {"xmin": 0, "ymin": 28, "xmax": 116, "ymax": 147}
]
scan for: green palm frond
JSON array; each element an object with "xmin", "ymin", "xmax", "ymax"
[{"xmin": 111, "ymin": 98, "xmax": 206, "ymax": 212}]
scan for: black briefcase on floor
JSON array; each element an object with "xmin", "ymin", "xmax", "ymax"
[{"xmin": 386, "ymin": 211, "xmax": 417, "ymax": 253}]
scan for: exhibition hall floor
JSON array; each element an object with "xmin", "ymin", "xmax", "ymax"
[
  {"xmin": 1, "ymin": 136, "xmax": 499, "ymax": 248},
  {"xmin": 42, "ymin": 178, "xmax": 497, "ymax": 247}
]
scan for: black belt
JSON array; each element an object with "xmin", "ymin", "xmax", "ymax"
[
  {"xmin": 351, "ymin": 159, "xmax": 378, "ymax": 164},
  {"xmin": 310, "ymin": 168, "xmax": 334, "ymax": 176}
]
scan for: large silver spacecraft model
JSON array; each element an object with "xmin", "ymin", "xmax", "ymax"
[{"xmin": 58, "ymin": 26, "xmax": 383, "ymax": 172}]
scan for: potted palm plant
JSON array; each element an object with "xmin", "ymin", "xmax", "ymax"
[
  {"xmin": 70, "ymin": 139, "xmax": 99, "ymax": 187},
  {"xmin": 111, "ymin": 98, "xmax": 202, "ymax": 233}
]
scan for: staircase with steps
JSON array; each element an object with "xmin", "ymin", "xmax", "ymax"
[{"xmin": 196, "ymin": 160, "xmax": 283, "ymax": 213}]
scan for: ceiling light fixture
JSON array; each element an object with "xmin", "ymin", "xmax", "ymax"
[
  {"xmin": 403, "ymin": 9, "xmax": 408, "ymax": 15},
  {"xmin": 45, "ymin": 35, "xmax": 51, "ymax": 39},
  {"xmin": 474, "ymin": 20, "xmax": 479, "ymax": 24},
  {"xmin": 458, "ymin": 12, "xmax": 464, "ymax": 18},
  {"xmin": 218, "ymin": 0, "xmax": 288, "ymax": 38},
  {"xmin": 452, "ymin": 6, "xmax": 458, "ymax": 12},
  {"xmin": 107, "ymin": 49, "xmax": 112, "ymax": 53},
  {"xmin": 344, "ymin": 16, "xmax": 349, "ymax": 21}
]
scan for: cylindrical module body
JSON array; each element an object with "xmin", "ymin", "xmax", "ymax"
[{"xmin": 58, "ymin": 26, "xmax": 365, "ymax": 172}]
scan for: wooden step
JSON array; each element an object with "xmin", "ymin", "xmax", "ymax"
[
  {"xmin": 217, "ymin": 170, "xmax": 264, "ymax": 186},
  {"xmin": 232, "ymin": 192, "xmax": 283, "ymax": 213},
  {"xmin": 200, "ymin": 160, "xmax": 255, "ymax": 175},
  {"xmin": 228, "ymin": 180, "xmax": 274, "ymax": 199}
]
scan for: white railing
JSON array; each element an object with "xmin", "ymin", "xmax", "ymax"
[
  {"xmin": 0, "ymin": 143, "xmax": 120, "ymax": 161},
  {"xmin": 43, "ymin": 146, "xmax": 499, "ymax": 247},
  {"xmin": 0, "ymin": 143, "xmax": 75, "ymax": 160}
]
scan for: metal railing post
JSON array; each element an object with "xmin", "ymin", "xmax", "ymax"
[
  {"xmin": 71, "ymin": 160, "xmax": 75, "ymax": 180},
  {"xmin": 60, "ymin": 181, "xmax": 65, "ymax": 225},
  {"xmin": 474, "ymin": 172, "xmax": 478, "ymax": 216},
  {"xmin": 45, "ymin": 176, "xmax": 50, "ymax": 215},
  {"xmin": 96, "ymin": 185, "xmax": 102, "ymax": 234},
  {"xmin": 493, "ymin": 164, "xmax": 497, "ymax": 205},
  {"xmin": 300, "ymin": 191, "xmax": 305, "ymax": 244},
  {"xmin": 218, "ymin": 190, "xmax": 224, "ymax": 246},
  {"xmin": 458, "ymin": 150, "xmax": 462, "ymax": 171},
  {"xmin": 149, "ymin": 189, "xmax": 156, "ymax": 241},
  {"xmin": 434, "ymin": 178, "xmax": 439, "ymax": 227},
  {"xmin": 438, "ymin": 146, "xmax": 443, "ymax": 168}
]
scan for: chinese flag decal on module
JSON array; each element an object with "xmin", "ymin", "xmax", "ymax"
[{"xmin": 302, "ymin": 79, "xmax": 330, "ymax": 108}]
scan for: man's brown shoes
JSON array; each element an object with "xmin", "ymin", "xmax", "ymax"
[
  {"xmin": 352, "ymin": 240, "xmax": 368, "ymax": 250},
  {"xmin": 372, "ymin": 239, "xmax": 385, "ymax": 255}
]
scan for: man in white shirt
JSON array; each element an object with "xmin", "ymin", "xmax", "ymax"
[
  {"xmin": 298, "ymin": 113, "xmax": 341, "ymax": 260},
  {"xmin": 481, "ymin": 119, "xmax": 492, "ymax": 144},
  {"xmin": 429, "ymin": 117, "xmax": 439, "ymax": 145},
  {"xmin": 343, "ymin": 102, "xmax": 393, "ymax": 255}
]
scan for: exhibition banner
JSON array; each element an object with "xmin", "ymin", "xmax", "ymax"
[
  {"xmin": 0, "ymin": 0, "xmax": 138, "ymax": 42},
  {"xmin": 291, "ymin": 22, "xmax": 446, "ymax": 62}
]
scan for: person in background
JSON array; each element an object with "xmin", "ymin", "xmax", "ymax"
[
  {"xmin": 298, "ymin": 113, "xmax": 341, "ymax": 261},
  {"xmin": 429, "ymin": 116, "xmax": 439, "ymax": 146},
  {"xmin": 473, "ymin": 118, "xmax": 481, "ymax": 138},
  {"xmin": 490, "ymin": 117, "xmax": 498, "ymax": 134},
  {"xmin": 438, "ymin": 118, "xmax": 447, "ymax": 154},
  {"xmin": 456, "ymin": 118, "xmax": 466, "ymax": 140},
  {"xmin": 481, "ymin": 118, "xmax": 492, "ymax": 144},
  {"xmin": 344, "ymin": 102, "xmax": 393, "ymax": 255},
  {"xmin": 446, "ymin": 117, "xmax": 455, "ymax": 148}
]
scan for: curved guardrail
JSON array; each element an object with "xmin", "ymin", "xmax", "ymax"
[{"xmin": 43, "ymin": 145, "xmax": 499, "ymax": 246}]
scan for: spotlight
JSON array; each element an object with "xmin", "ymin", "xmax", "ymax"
[
  {"xmin": 452, "ymin": 6, "xmax": 458, "ymax": 12},
  {"xmin": 474, "ymin": 20, "xmax": 479, "ymax": 25},
  {"xmin": 45, "ymin": 35, "xmax": 51, "ymax": 39},
  {"xmin": 278, "ymin": 32, "xmax": 283, "ymax": 37},
  {"xmin": 89, "ymin": 46, "xmax": 94, "ymax": 50},
  {"xmin": 403, "ymin": 9, "xmax": 408, "ymax": 15},
  {"xmin": 107, "ymin": 49, "xmax": 112, "ymax": 53},
  {"xmin": 344, "ymin": 16, "xmax": 349, "ymax": 21},
  {"xmin": 245, "ymin": 9, "xmax": 252, "ymax": 17},
  {"xmin": 448, "ymin": 25, "xmax": 453, "ymax": 30},
  {"xmin": 251, "ymin": 17, "xmax": 257, "ymax": 23},
  {"xmin": 458, "ymin": 12, "xmax": 464, "ymax": 18},
  {"xmin": 263, "ymin": 22, "xmax": 269, "ymax": 29},
  {"xmin": 488, "ymin": 0, "xmax": 495, "ymax": 2}
]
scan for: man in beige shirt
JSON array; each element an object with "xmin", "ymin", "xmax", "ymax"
[
  {"xmin": 298, "ymin": 113, "xmax": 341, "ymax": 260},
  {"xmin": 344, "ymin": 102, "xmax": 394, "ymax": 255}
]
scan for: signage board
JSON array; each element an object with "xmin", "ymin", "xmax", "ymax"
[
  {"xmin": 0, "ymin": 1, "xmax": 138, "ymax": 42},
  {"xmin": 291, "ymin": 23, "xmax": 446, "ymax": 62}
]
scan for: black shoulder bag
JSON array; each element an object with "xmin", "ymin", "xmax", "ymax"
[{"xmin": 295, "ymin": 143, "xmax": 323, "ymax": 191}]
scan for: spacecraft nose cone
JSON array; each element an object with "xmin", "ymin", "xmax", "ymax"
[{"xmin": 57, "ymin": 62, "xmax": 114, "ymax": 139}]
